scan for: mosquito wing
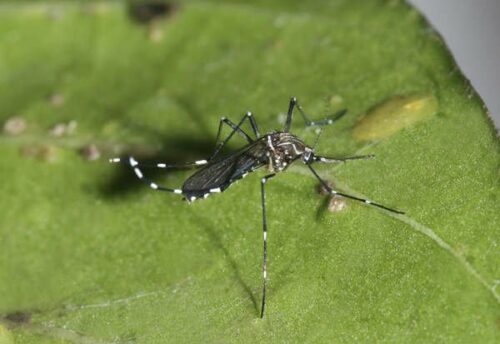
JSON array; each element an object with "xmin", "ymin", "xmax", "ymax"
[{"xmin": 182, "ymin": 139, "xmax": 267, "ymax": 198}]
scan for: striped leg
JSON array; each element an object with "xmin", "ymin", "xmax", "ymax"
[
  {"xmin": 109, "ymin": 157, "xmax": 185, "ymax": 195},
  {"xmin": 109, "ymin": 114, "xmax": 255, "ymax": 173},
  {"xmin": 109, "ymin": 157, "xmax": 209, "ymax": 170},
  {"xmin": 284, "ymin": 96, "xmax": 347, "ymax": 132},
  {"xmin": 306, "ymin": 163, "xmax": 404, "ymax": 214},
  {"xmin": 312, "ymin": 154, "xmax": 375, "ymax": 163},
  {"xmin": 260, "ymin": 173, "xmax": 276, "ymax": 318},
  {"xmin": 109, "ymin": 112, "xmax": 262, "ymax": 194}
]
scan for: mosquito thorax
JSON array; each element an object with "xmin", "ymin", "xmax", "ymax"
[{"xmin": 265, "ymin": 131, "xmax": 309, "ymax": 172}]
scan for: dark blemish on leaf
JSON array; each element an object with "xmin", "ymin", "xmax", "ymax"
[
  {"xmin": 317, "ymin": 181, "xmax": 332, "ymax": 196},
  {"xmin": 3, "ymin": 117, "xmax": 27, "ymax": 136},
  {"xmin": 316, "ymin": 181, "xmax": 348, "ymax": 215},
  {"xmin": 4, "ymin": 312, "xmax": 31, "ymax": 324},
  {"xmin": 80, "ymin": 144, "xmax": 101, "ymax": 161},
  {"xmin": 353, "ymin": 94, "xmax": 439, "ymax": 141},
  {"xmin": 128, "ymin": 1, "xmax": 179, "ymax": 24}
]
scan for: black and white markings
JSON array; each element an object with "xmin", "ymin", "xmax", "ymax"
[{"xmin": 110, "ymin": 97, "xmax": 404, "ymax": 318}]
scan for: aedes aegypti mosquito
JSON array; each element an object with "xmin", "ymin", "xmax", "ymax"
[{"xmin": 110, "ymin": 97, "xmax": 404, "ymax": 318}]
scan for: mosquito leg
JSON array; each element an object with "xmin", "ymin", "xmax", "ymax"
[
  {"xmin": 260, "ymin": 173, "xmax": 276, "ymax": 318},
  {"xmin": 246, "ymin": 111, "xmax": 261, "ymax": 138},
  {"xmin": 110, "ymin": 113, "xmax": 262, "ymax": 194},
  {"xmin": 214, "ymin": 116, "xmax": 253, "ymax": 146},
  {"xmin": 283, "ymin": 97, "xmax": 297, "ymax": 132},
  {"xmin": 306, "ymin": 163, "xmax": 404, "ymax": 214},
  {"xmin": 214, "ymin": 111, "xmax": 261, "ymax": 145},
  {"xmin": 109, "ymin": 157, "xmax": 209, "ymax": 169},
  {"xmin": 210, "ymin": 112, "xmax": 261, "ymax": 160},
  {"xmin": 108, "ymin": 156, "xmax": 209, "ymax": 196},
  {"xmin": 284, "ymin": 97, "xmax": 347, "ymax": 132},
  {"xmin": 313, "ymin": 154, "xmax": 375, "ymax": 163},
  {"xmin": 110, "ymin": 157, "xmax": 184, "ymax": 195},
  {"xmin": 110, "ymin": 112, "xmax": 261, "ymax": 171},
  {"xmin": 298, "ymin": 105, "xmax": 347, "ymax": 128}
]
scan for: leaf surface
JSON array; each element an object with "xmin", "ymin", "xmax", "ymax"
[{"xmin": 0, "ymin": 1, "xmax": 498, "ymax": 343}]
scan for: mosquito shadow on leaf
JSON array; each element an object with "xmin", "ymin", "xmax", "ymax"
[
  {"xmin": 2, "ymin": 311, "xmax": 32, "ymax": 325},
  {"xmin": 315, "ymin": 196, "xmax": 331, "ymax": 221},
  {"xmin": 100, "ymin": 134, "xmax": 218, "ymax": 198},
  {"xmin": 191, "ymin": 215, "xmax": 259, "ymax": 316}
]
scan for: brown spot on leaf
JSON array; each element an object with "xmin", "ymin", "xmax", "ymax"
[
  {"xmin": 328, "ymin": 196, "xmax": 347, "ymax": 213},
  {"xmin": 80, "ymin": 144, "xmax": 101, "ymax": 161},
  {"xmin": 316, "ymin": 181, "xmax": 348, "ymax": 213},
  {"xmin": 317, "ymin": 181, "xmax": 332, "ymax": 196}
]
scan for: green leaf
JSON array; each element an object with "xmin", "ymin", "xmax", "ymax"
[{"xmin": 1, "ymin": 1, "xmax": 498, "ymax": 343}]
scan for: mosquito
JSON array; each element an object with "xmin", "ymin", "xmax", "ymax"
[{"xmin": 109, "ymin": 97, "xmax": 404, "ymax": 318}]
